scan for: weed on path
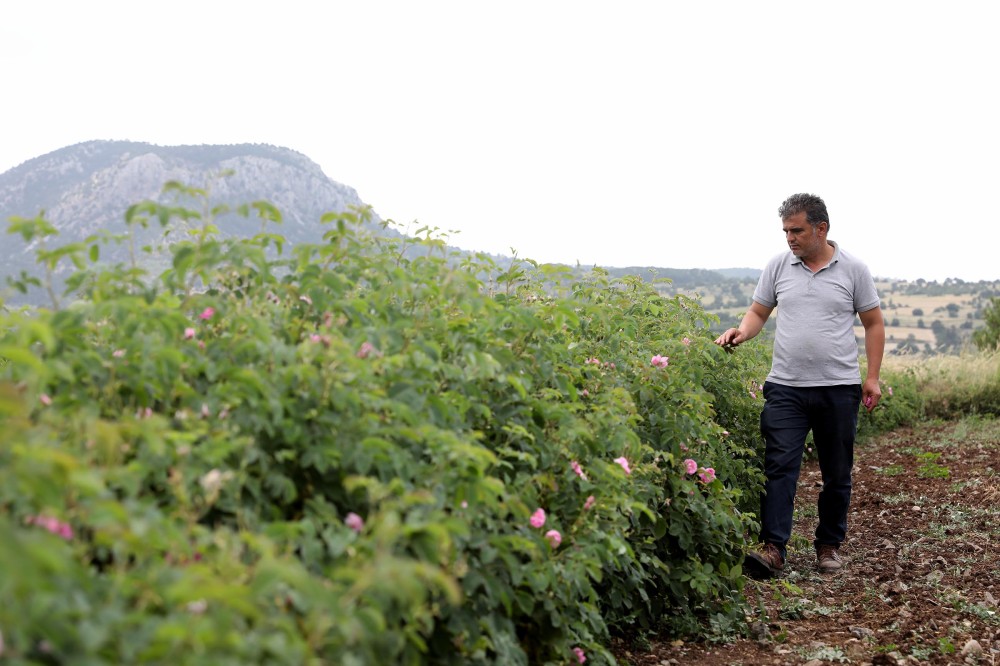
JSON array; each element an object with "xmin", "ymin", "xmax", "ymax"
[{"xmin": 617, "ymin": 417, "xmax": 1000, "ymax": 665}]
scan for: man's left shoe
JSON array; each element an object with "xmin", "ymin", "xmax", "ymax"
[
  {"xmin": 817, "ymin": 544, "xmax": 843, "ymax": 572},
  {"xmin": 744, "ymin": 543, "xmax": 785, "ymax": 579}
]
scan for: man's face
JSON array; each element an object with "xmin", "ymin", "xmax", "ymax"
[{"xmin": 782, "ymin": 211, "xmax": 827, "ymax": 260}]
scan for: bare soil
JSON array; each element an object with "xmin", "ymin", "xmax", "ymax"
[{"xmin": 615, "ymin": 417, "xmax": 1000, "ymax": 666}]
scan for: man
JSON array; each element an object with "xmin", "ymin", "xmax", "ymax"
[{"xmin": 714, "ymin": 193, "xmax": 884, "ymax": 578}]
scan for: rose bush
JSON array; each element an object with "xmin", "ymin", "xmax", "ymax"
[{"xmin": 0, "ymin": 186, "xmax": 772, "ymax": 664}]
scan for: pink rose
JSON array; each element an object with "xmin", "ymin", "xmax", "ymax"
[
  {"xmin": 571, "ymin": 461, "xmax": 587, "ymax": 480},
  {"xmin": 344, "ymin": 512, "xmax": 364, "ymax": 533},
  {"xmin": 545, "ymin": 529, "xmax": 562, "ymax": 548},
  {"xmin": 199, "ymin": 307, "xmax": 215, "ymax": 320},
  {"xmin": 613, "ymin": 456, "xmax": 632, "ymax": 475},
  {"xmin": 573, "ymin": 647, "xmax": 587, "ymax": 664},
  {"xmin": 530, "ymin": 508, "xmax": 546, "ymax": 528},
  {"xmin": 684, "ymin": 458, "xmax": 698, "ymax": 475},
  {"xmin": 356, "ymin": 341, "xmax": 376, "ymax": 359},
  {"xmin": 26, "ymin": 515, "xmax": 73, "ymax": 541},
  {"xmin": 650, "ymin": 354, "xmax": 669, "ymax": 368},
  {"xmin": 183, "ymin": 327, "xmax": 196, "ymax": 339},
  {"xmin": 583, "ymin": 495, "xmax": 596, "ymax": 510},
  {"xmin": 698, "ymin": 467, "xmax": 716, "ymax": 483}
]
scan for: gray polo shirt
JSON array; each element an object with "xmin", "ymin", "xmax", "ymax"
[{"xmin": 752, "ymin": 241, "xmax": 880, "ymax": 387}]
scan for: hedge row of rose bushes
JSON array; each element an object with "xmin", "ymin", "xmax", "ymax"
[{"xmin": 0, "ymin": 189, "xmax": 771, "ymax": 664}]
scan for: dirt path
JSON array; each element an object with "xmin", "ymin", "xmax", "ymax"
[{"xmin": 617, "ymin": 417, "xmax": 1000, "ymax": 666}]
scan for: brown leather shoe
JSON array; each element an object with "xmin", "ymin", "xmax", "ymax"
[
  {"xmin": 744, "ymin": 543, "xmax": 785, "ymax": 579},
  {"xmin": 817, "ymin": 544, "xmax": 843, "ymax": 572}
]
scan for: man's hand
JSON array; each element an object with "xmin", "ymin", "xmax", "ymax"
[
  {"xmin": 862, "ymin": 378, "xmax": 882, "ymax": 412},
  {"xmin": 858, "ymin": 307, "xmax": 885, "ymax": 413},
  {"xmin": 714, "ymin": 328, "xmax": 747, "ymax": 348},
  {"xmin": 714, "ymin": 302, "xmax": 774, "ymax": 351}
]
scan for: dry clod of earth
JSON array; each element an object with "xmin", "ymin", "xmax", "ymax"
[{"xmin": 616, "ymin": 418, "xmax": 1000, "ymax": 666}]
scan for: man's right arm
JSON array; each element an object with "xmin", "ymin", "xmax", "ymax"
[{"xmin": 713, "ymin": 301, "xmax": 774, "ymax": 347}]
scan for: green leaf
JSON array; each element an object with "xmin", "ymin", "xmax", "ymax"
[
  {"xmin": 252, "ymin": 201, "xmax": 283, "ymax": 225},
  {"xmin": 0, "ymin": 345, "xmax": 48, "ymax": 375}
]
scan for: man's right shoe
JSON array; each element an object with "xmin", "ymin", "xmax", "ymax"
[
  {"xmin": 744, "ymin": 543, "xmax": 785, "ymax": 579},
  {"xmin": 817, "ymin": 544, "xmax": 843, "ymax": 573}
]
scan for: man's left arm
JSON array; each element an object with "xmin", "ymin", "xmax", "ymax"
[{"xmin": 858, "ymin": 306, "xmax": 886, "ymax": 411}]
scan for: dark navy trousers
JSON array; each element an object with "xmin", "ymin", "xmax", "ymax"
[{"xmin": 759, "ymin": 382, "xmax": 862, "ymax": 557}]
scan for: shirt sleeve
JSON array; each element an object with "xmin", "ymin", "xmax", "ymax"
[
  {"xmin": 854, "ymin": 263, "xmax": 880, "ymax": 313},
  {"xmin": 752, "ymin": 254, "xmax": 781, "ymax": 308}
]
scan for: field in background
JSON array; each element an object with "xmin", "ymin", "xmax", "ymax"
[
  {"xmin": 656, "ymin": 276, "xmax": 1000, "ymax": 356},
  {"xmin": 883, "ymin": 350, "xmax": 1000, "ymax": 399}
]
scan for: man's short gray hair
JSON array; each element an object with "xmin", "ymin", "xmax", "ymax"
[{"xmin": 778, "ymin": 193, "xmax": 830, "ymax": 230}]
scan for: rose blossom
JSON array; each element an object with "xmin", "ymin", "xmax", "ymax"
[
  {"xmin": 26, "ymin": 515, "xmax": 73, "ymax": 540},
  {"xmin": 650, "ymin": 354, "xmax": 669, "ymax": 368},
  {"xmin": 545, "ymin": 529, "xmax": 562, "ymax": 548},
  {"xmin": 529, "ymin": 508, "xmax": 546, "ymax": 528},
  {"xmin": 613, "ymin": 456, "xmax": 632, "ymax": 475},
  {"xmin": 684, "ymin": 458, "xmax": 698, "ymax": 475},
  {"xmin": 344, "ymin": 512, "xmax": 364, "ymax": 533}
]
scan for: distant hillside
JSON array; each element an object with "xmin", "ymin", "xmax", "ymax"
[
  {"xmin": 714, "ymin": 267, "xmax": 761, "ymax": 281},
  {"xmin": 601, "ymin": 266, "xmax": 756, "ymax": 289}
]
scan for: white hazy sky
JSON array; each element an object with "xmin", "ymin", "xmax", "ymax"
[{"xmin": 2, "ymin": 1, "xmax": 998, "ymax": 282}]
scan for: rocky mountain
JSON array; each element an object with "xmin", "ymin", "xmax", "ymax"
[
  {"xmin": 1, "ymin": 140, "xmax": 365, "ymax": 236},
  {"xmin": 0, "ymin": 141, "xmax": 381, "ymax": 301}
]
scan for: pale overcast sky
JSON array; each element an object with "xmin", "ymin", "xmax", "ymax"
[{"xmin": 2, "ymin": 1, "xmax": 998, "ymax": 282}]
